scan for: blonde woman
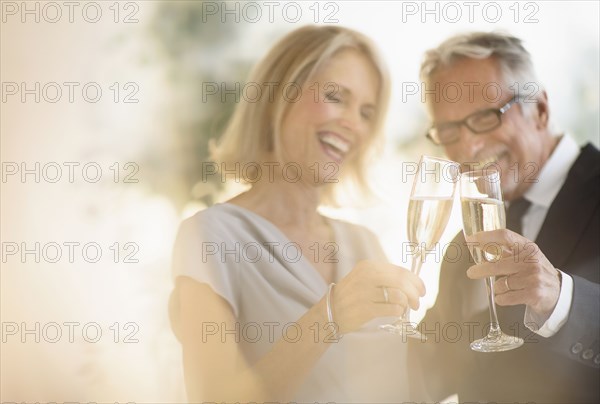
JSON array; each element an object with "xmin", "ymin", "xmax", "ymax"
[{"xmin": 169, "ymin": 25, "xmax": 424, "ymax": 403}]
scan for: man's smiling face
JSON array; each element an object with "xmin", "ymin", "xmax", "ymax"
[{"xmin": 427, "ymin": 57, "xmax": 553, "ymax": 201}]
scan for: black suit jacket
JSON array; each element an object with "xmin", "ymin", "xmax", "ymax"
[{"xmin": 409, "ymin": 144, "xmax": 600, "ymax": 404}]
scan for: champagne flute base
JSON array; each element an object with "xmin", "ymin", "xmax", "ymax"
[
  {"xmin": 379, "ymin": 323, "xmax": 427, "ymax": 341},
  {"xmin": 470, "ymin": 333, "xmax": 524, "ymax": 352}
]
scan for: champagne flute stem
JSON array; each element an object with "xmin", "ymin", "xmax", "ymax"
[
  {"xmin": 411, "ymin": 251, "xmax": 425, "ymax": 277},
  {"xmin": 403, "ymin": 252, "xmax": 426, "ymax": 324},
  {"xmin": 485, "ymin": 276, "xmax": 502, "ymax": 336}
]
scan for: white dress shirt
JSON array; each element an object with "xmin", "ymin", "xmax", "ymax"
[{"xmin": 519, "ymin": 134, "xmax": 580, "ymax": 337}]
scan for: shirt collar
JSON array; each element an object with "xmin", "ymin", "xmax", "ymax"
[{"xmin": 524, "ymin": 134, "xmax": 580, "ymax": 208}]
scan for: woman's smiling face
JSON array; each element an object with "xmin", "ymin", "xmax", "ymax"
[{"xmin": 278, "ymin": 49, "xmax": 380, "ymax": 185}]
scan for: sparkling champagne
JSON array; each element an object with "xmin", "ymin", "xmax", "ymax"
[
  {"xmin": 459, "ymin": 170, "xmax": 523, "ymax": 351},
  {"xmin": 381, "ymin": 156, "xmax": 459, "ymax": 338},
  {"xmin": 407, "ymin": 197, "xmax": 454, "ymax": 252},
  {"xmin": 461, "ymin": 197, "xmax": 506, "ymax": 263}
]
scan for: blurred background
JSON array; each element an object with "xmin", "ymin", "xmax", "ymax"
[{"xmin": 1, "ymin": 1, "xmax": 598, "ymax": 402}]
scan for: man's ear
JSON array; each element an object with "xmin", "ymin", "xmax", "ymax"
[{"xmin": 535, "ymin": 90, "xmax": 549, "ymax": 130}]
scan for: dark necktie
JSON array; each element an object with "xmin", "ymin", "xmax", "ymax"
[{"xmin": 506, "ymin": 198, "xmax": 532, "ymax": 235}]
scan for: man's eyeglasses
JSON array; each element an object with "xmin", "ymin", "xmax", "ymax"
[{"xmin": 426, "ymin": 97, "xmax": 521, "ymax": 146}]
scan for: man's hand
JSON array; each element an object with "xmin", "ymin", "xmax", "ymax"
[{"xmin": 465, "ymin": 229, "xmax": 561, "ymax": 322}]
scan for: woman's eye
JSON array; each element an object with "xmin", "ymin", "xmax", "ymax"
[
  {"xmin": 325, "ymin": 92, "xmax": 340, "ymax": 102},
  {"xmin": 361, "ymin": 109, "xmax": 374, "ymax": 121}
]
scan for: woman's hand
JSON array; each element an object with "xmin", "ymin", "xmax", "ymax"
[{"xmin": 332, "ymin": 260, "xmax": 426, "ymax": 334}]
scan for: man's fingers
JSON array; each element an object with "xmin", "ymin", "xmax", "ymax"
[
  {"xmin": 494, "ymin": 288, "xmax": 529, "ymax": 307},
  {"xmin": 467, "ymin": 261, "xmax": 530, "ymax": 279},
  {"xmin": 493, "ymin": 275, "xmax": 526, "ymax": 294}
]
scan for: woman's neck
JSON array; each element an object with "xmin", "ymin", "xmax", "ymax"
[{"xmin": 227, "ymin": 178, "xmax": 327, "ymax": 233}]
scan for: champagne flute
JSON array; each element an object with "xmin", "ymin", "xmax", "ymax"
[
  {"xmin": 381, "ymin": 156, "xmax": 459, "ymax": 338},
  {"xmin": 460, "ymin": 169, "xmax": 524, "ymax": 352}
]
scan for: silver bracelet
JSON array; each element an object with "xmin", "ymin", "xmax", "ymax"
[{"xmin": 326, "ymin": 282, "xmax": 340, "ymax": 340}]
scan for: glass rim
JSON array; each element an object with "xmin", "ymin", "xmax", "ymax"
[
  {"xmin": 460, "ymin": 167, "xmax": 501, "ymax": 179},
  {"xmin": 419, "ymin": 155, "xmax": 460, "ymax": 166}
]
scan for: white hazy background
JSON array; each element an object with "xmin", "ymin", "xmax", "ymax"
[{"xmin": 1, "ymin": 1, "xmax": 598, "ymax": 402}]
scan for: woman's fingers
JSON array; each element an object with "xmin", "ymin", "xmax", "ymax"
[
  {"xmin": 371, "ymin": 263, "xmax": 426, "ymax": 294},
  {"xmin": 334, "ymin": 260, "xmax": 427, "ymax": 333},
  {"xmin": 373, "ymin": 270, "xmax": 425, "ymax": 308},
  {"xmin": 371, "ymin": 286, "xmax": 410, "ymax": 307},
  {"xmin": 373, "ymin": 302, "xmax": 407, "ymax": 318}
]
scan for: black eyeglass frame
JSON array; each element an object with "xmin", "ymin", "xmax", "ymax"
[{"xmin": 426, "ymin": 96, "xmax": 521, "ymax": 146}]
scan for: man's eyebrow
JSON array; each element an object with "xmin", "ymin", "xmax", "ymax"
[{"xmin": 433, "ymin": 105, "xmax": 496, "ymax": 124}]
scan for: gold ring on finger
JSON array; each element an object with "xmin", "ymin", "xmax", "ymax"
[
  {"xmin": 504, "ymin": 276, "xmax": 512, "ymax": 292},
  {"xmin": 382, "ymin": 286, "xmax": 389, "ymax": 303}
]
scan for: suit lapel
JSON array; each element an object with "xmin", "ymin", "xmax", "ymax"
[{"xmin": 535, "ymin": 145, "xmax": 600, "ymax": 268}]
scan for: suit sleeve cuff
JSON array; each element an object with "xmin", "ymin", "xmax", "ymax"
[{"xmin": 524, "ymin": 270, "xmax": 573, "ymax": 337}]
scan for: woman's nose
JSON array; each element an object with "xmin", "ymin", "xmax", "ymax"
[{"xmin": 339, "ymin": 105, "xmax": 362, "ymax": 132}]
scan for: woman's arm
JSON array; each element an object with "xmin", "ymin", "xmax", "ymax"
[
  {"xmin": 178, "ymin": 277, "xmax": 331, "ymax": 402},
  {"xmin": 177, "ymin": 260, "xmax": 425, "ymax": 402}
]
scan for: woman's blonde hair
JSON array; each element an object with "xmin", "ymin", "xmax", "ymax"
[{"xmin": 210, "ymin": 25, "xmax": 390, "ymax": 205}]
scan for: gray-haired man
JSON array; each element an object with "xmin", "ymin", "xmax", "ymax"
[{"xmin": 409, "ymin": 32, "xmax": 599, "ymax": 403}]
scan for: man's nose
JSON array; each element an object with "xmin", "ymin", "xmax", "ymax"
[{"xmin": 459, "ymin": 125, "xmax": 486, "ymax": 158}]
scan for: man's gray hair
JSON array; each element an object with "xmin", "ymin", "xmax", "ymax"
[{"xmin": 420, "ymin": 31, "xmax": 543, "ymax": 113}]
